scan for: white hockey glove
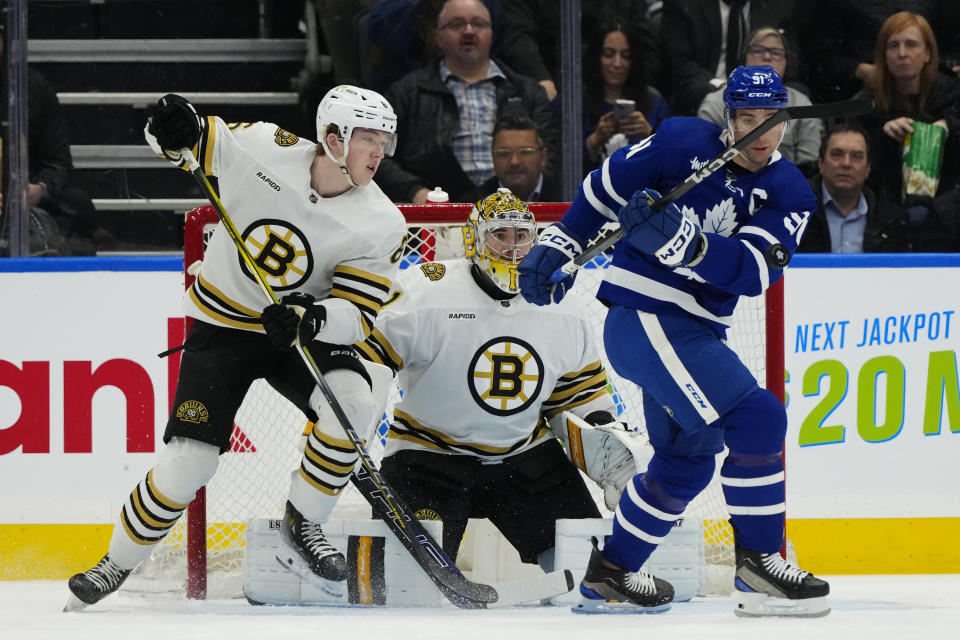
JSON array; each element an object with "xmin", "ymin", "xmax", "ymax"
[{"xmin": 551, "ymin": 410, "xmax": 651, "ymax": 511}]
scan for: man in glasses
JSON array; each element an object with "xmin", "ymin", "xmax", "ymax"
[
  {"xmin": 463, "ymin": 114, "xmax": 559, "ymax": 203},
  {"xmin": 375, "ymin": 0, "xmax": 556, "ymax": 204}
]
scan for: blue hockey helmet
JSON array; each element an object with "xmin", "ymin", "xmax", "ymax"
[{"xmin": 723, "ymin": 65, "xmax": 789, "ymax": 110}]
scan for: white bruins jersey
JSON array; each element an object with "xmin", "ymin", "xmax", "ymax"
[
  {"xmin": 357, "ymin": 260, "xmax": 617, "ymax": 459},
  {"xmin": 152, "ymin": 117, "xmax": 406, "ymax": 341}
]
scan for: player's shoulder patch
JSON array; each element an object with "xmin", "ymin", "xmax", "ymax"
[
  {"xmin": 419, "ymin": 262, "xmax": 446, "ymax": 281},
  {"xmin": 273, "ymin": 127, "xmax": 300, "ymax": 146}
]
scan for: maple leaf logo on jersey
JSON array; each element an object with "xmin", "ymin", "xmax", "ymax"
[{"xmin": 703, "ymin": 198, "xmax": 738, "ymax": 237}]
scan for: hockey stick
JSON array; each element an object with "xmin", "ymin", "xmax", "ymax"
[
  {"xmin": 180, "ymin": 149, "xmax": 570, "ymax": 607},
  {"xmin": 549, "ymin": 97, "xmax": 874, "ymax": 282}
]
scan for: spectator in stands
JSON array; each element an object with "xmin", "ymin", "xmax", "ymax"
[
  {"xmin": 698, "ymin": 27, "xmax": 821, "ymax": 176},
  {"xmin": 499, "ymin": 0, "xmax": 661, "ymax": 102},
  {"xmin": 583, "ymin": 16, "xmax": 670, "ymax": 173},
  {"xmin": 0, "ymin": 30, "xmax": 110, "ymax": 255},
  {"xmin": 796, "ymin": 1, "xmax": 955, "ymax": 104},
  {"xmin": 660, "ymin": 0, "xmax": 798, "ymax": 115},
  {"xmin": 364, "ymin": 0, "xmax": 503, "ymax": 95},
  {"xmin": 853, "ymin": 12, "xmax": 960, "ymax": 209},
  {"xmin": 375, "ymin": 0, "xmax": 555, "ymax": 203},
  {"xmin": 798, "ymin": 123, "xmax": 912, "ymax": 253},
  {"xmin": 462, "ymin": 114, "xmax": 558, "ymax": 203}
]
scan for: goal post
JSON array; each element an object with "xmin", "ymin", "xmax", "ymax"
[{"xmin": 148, "ymin": 202, "xmax": 785, "ymax": 599}]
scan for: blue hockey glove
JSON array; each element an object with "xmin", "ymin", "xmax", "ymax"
[
  {"xmin": 619, "ymin": 188, "xmax": 704, "ymax": 267},
  {"xmin": 518, "ymin": 223, "xmax": 584, "ymax": 305}
]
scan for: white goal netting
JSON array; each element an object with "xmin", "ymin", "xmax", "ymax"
[{"xmin": 126, "ymin": 204, "xmax": 782, "ymax": 599}]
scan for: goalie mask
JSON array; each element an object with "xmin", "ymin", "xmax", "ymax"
[
  {"xmin": 464, "ymin": 188, "xmax": 537, "ymax": 295},
  {"xmin": 316, "ymin": 85, "xmax": 398, "ymax": 185}
]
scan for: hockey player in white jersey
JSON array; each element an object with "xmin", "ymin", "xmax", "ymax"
[
  {"xmin": 65, "ymin": 86, "xmax": 407, "ymax": 610},
  {"xmin": 356, "ymin": 189, "xmax": 670, "ymax": 607},
  {"xmin": 518, "ymin": 66, "xmax": 830, "ymax": 616}
]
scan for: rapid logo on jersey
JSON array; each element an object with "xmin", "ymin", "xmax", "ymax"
[
  {"xmin": 239, "ymin": 219, "xmax": 314, "ymax": 290},
  {"xmin": 468, "ymin": 336, "xmax": 544, "ymax": 416}
]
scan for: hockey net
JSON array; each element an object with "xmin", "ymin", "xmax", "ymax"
[{"xmin": 127, "ymin": 203, "xmax": 784, "ymax": 599}]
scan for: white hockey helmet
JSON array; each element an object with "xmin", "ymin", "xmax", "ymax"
[
  {"xmin": 463, "ymin": 188, "xmax": 537, "ymax": 294},
  {"xmin": 316, "ymin": 85, "xmax": 398, "ymax": 160}
]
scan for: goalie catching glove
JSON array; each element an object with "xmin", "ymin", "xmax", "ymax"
[
  {"xmin": 261, "ymin": 292, "xmax": 327, "ymax": 350},
  {"xmin": 551, "ymin": 411, "xmax": 651, "ymax": 511}
]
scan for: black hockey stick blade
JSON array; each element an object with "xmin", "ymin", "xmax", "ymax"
[
  {"xmin": 550, "ymin": 97, "xmax": 875, "ymax": 279},
  {"xmin": 351, "ymin": 465, "xmax": 495, "ymax": 607}
]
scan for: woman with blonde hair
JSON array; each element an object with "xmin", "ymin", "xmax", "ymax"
[{"xmin": 854, "ymin": 11, "xmax": 960, "ymax": 204}]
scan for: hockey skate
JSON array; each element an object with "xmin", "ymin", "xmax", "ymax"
[
  {"xmin": 573, "ymin": 538, "xmax": 673, "ymax": 614},
  {"xmin": 733, "ymin": 543, "xmax": 830, "ymax": 617},
  {"xmin": 275, "ymin": 501, "xmax": 347, "ymax": 597},
  {"xmin": 64, "ymin": 554, "xmax": 132, "ymax": 611}
]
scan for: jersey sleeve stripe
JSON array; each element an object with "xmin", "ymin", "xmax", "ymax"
[
  {"xmin": 200, "ymin": 115, "xmax": 217, "ymax": 176},
  {"xmin": 356, "ymin": 328, "xmax": 404, "ymax": 371},
  {"xmin": 329, "ymin": 287, "xmax": 381, "ymax": 317},
  {"xmin": 556, "ymin": 360, "xmax": 604, "ymax": 383},
  {"xmin": 196, "ymin": 273, "xmax": 263, "ymax": 317},
  {"xmin": 546, "ymin": 371, "xmax": 609, "ymax": 404},
  {"xmin": 542, "ymin": 387, "xmax": 611, "ymax": 418},
  {"xmin": 741, "ymin": 240, "xmax": 769, "ymax": 291},
  {"xmin": 737, "ymin": 224, "xmax": 779, "ymax": 246},
  {"xmin": 334, "ymin": 264, "xmax": 392, "ymax": 292},
  {"xmin": 601, "ymin": 158, "xmax": 628, "ymax": 206},
  {"xmin": 582, "ymin": 174, "xmax": 620, "ymax": 221}
]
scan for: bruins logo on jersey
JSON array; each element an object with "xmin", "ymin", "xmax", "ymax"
[
  {"xmin": 419, "ymin": 262, "xmax": 446, "ymax": 281},
  {"xmin": 274, "ymin": 127, "xmax": 300, "ymax": 146},
  {"xmin": 239, "ymin": 218, "xmax": 314, "ymax": 290},
  {"xmin": 176, "ymin": 400, "xmax": 209, "ymax": 424},
  {"xmin": 468, "ymin": 336, "xmax": 544, "ymax": 416}
]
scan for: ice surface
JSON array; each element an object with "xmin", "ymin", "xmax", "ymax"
[{"xmin": 4, "ymin": 575, "xmax": 959, "ymax": 640}]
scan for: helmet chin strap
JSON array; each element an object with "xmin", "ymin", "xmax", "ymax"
[
  {"xmin": 335, "ymin": 155, "xmax": 359, "ymax": 188},
  {"xmin": 320, "ymin": 136, "xmax": 359, "ymax": 188}
]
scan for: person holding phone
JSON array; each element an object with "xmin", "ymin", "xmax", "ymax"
[{"xmin": 583, "ymin": 16, "xmax": 670, "ymax": 173}]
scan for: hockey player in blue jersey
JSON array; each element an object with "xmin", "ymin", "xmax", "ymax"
[{"xmin": 518, "ymin": 66, "xmax": 830, "ymax": 617}]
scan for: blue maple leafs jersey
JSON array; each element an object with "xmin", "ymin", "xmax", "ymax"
[{"xmin": 561, "ymin": 116, "xmax": 816, "ymax": 337}]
